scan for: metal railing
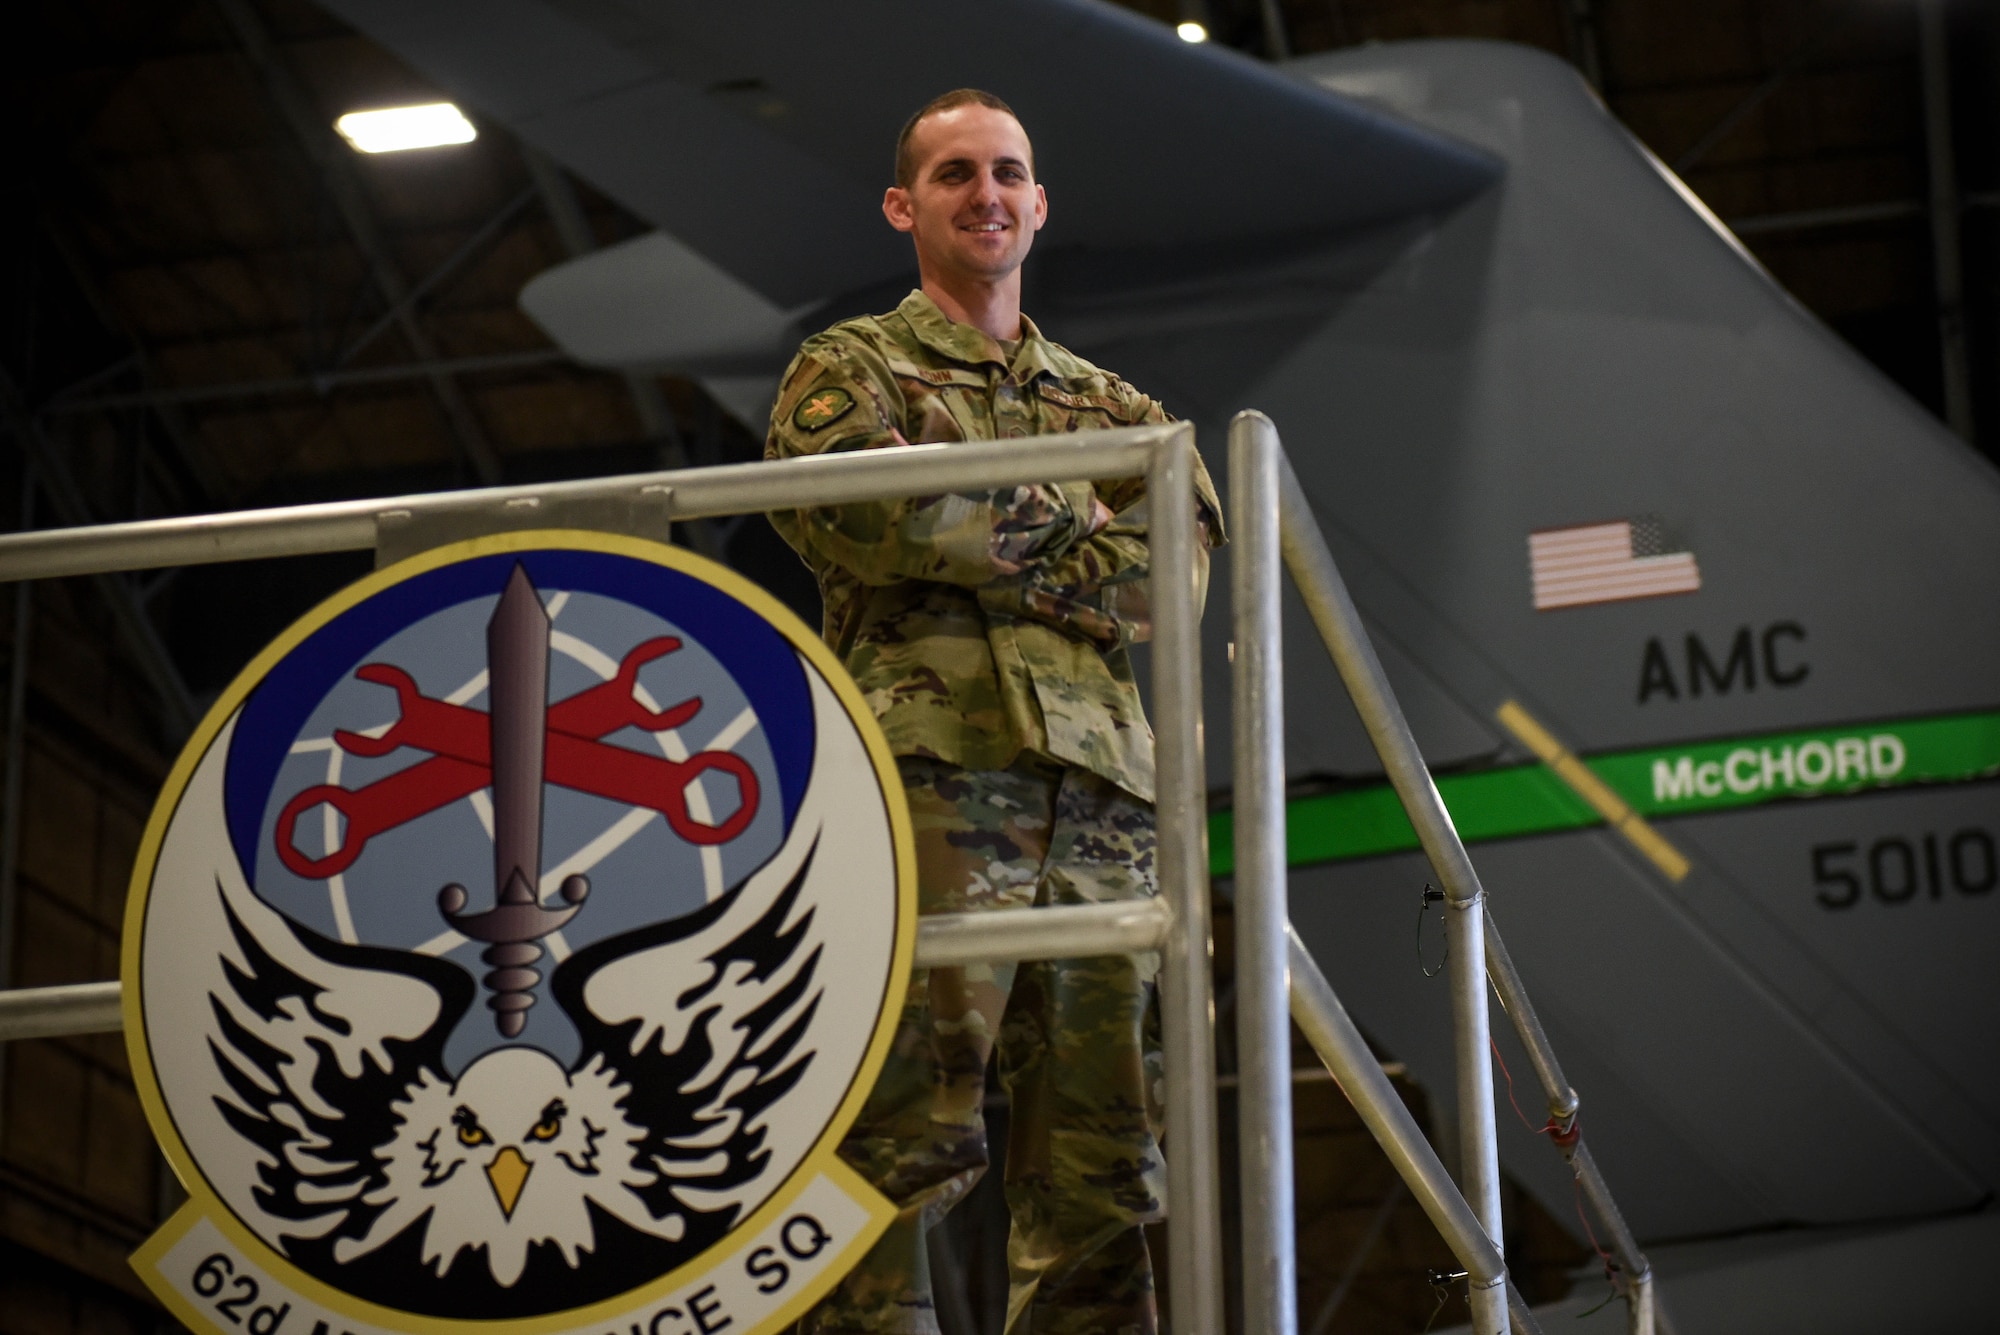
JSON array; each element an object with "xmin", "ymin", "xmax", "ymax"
[
  {"xmin": 0, "ymin": 901, "xmax": 1175, "ymax": 1039},
  {"xmin": 0, "ymin": 414, "xmax": 1668, "ymax": 1335},
  {"xmin": 0, "ymin": 423, "xmax": 1226, "ymax": 1331},
  {"xmin": 1229, "ymin": 412, "xmax": 1664, "ymax": 1335}
]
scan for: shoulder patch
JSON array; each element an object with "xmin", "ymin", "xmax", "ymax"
[{"xmin": 794, "ymin": 385, "xmax": 857, "ymax": 431}]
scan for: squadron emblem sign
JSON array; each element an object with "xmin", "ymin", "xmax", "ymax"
[{"xmin": 123, "ymin": 532, "xmax": 913, "ymax": 1335}]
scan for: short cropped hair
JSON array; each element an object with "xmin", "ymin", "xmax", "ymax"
[{"xmin": 894, "ymin": 89, "xmax": 1032, "ymax": 189}]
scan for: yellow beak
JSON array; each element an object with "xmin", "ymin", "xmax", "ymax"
[{"xmin": 485, "ymin": 1145, "xmax": 531, "ymax": 1219}]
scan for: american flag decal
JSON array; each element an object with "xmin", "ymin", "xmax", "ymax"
[{"xmin": 1528, "ymin": 517, "xmax": 1701, "ymax": 610}]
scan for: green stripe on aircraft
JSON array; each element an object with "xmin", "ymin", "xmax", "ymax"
[{"xmin": 1208, "ymin": 707, "xmax": 2000, "ymax": 876}]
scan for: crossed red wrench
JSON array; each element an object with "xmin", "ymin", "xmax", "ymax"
[{"xmin": 274, "ymin": 637, "xmax": 760, "ymax": 879}]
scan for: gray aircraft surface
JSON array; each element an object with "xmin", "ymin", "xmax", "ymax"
[{"xmin": 316, "ymin": 1, "xmax": 2000, "ymax": 1328}]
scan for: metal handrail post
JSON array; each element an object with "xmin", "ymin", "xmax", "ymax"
[
  {"xmin": 1151, "ymin": 426, "xmax": 1227, "ymax": 1333},
  {"xmin": 1484, "ymin": 916, "xmax": 1661, "ymax": 1335},
  {"xmin": 1229, "ymin": 412, "xmax": 1296, "ymax": 1335},
  {"xmin": 1287, "ymin": 927, "xmax": 1541, "ymax": 1335},
  {"xmin": 1273, "ymin": 456, "xmax": 1508, "ymax": 1335}
]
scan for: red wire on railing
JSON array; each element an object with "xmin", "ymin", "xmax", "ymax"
[
  {"xmin": 1489, "ymin": 1037, "xmax": 1562, "ymax": 1138},
  {"xmin": 1491, "ymin": 1036, "xmax": 1624, "ymax": 1307}
]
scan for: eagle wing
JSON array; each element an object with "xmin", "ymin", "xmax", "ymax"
[
  {"xmin": 203, "ymin": 874, "xmax": 476, "ymax": 1248},
  {"xmin": 552, "ymin": 816, "xmax": 825, "ymax": 1229}
]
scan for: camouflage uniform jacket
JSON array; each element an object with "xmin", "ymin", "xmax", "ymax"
[{"xmin": 765, "ymin": 289, "xmax": 1222, "ymax": 803}]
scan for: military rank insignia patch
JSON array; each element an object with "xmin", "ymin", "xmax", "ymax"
[
  {"xmin": 792, "ymin": 386, "xmax": 855, "ymax": 432},
  {"xmin": 123, "ymin": 530, "xmax": 914, "ymax": 1335}
]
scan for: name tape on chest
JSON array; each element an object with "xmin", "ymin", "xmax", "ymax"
[{"xmin": 1035, "ymin": 385, "xmax": 1125, "ymax": 413}]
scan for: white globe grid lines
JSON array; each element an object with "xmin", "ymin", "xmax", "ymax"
[{"xmin": 280, "ymin": 588, "xmax": 763, "ymax": 961}]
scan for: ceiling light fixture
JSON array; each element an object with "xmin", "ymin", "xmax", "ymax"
[
  {"xmin": 1176, "ymin": 20, "xmax": 1209, "ymax": 42},
  {"xmin": 335, "ymin": 103, "xmax": 477, "ymax": 154}
]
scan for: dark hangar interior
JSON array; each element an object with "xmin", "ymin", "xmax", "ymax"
[{"xmin": 2, "ymin": 1, "xmax": 1995, "ymax": 1333}]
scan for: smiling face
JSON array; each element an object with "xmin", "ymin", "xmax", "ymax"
[{"xmin": 883, "ymin": 104, "xmax": 1047, "ymax": 288}]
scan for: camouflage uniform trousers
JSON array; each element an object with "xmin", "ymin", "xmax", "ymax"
[{"xmin": 805, "ymin": 752, "xmax": 1166, "ymax": 1335}]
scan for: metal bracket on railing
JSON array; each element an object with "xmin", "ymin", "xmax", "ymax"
[{"xmin": 373, "ymin": 484, "xmax": 675, "ymax": 567}]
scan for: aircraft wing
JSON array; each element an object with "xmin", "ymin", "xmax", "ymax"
[{"xmin": 319, "ymin": 0, "xmax": 1498, "ymax": 311}]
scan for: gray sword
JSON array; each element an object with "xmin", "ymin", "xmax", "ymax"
[
  {"xmin": 489, "ymin": 560, "xmax": 549, "ymax": 904},
  {"xmin": 438, "ymin": 563, "xmax": 590, "ymax": 1038}
]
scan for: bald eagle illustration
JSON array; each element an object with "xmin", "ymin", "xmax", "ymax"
[{"xmin": 201, "ymin": 820, "xmax": 825, "ymax": 1318}]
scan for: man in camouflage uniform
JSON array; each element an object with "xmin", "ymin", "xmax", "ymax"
[{"xmin": 766, "ymin": 89, "xmax": 1221, "ymax": 1335}]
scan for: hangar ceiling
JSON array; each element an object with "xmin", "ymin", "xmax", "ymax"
[
  {"xmin": 7, "ymin": 1, "xmax": 1996, "ymax": 611},
  {"xmin": 0, "ymin": 1, "xmax": 1995, "ymax": 1333}
]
